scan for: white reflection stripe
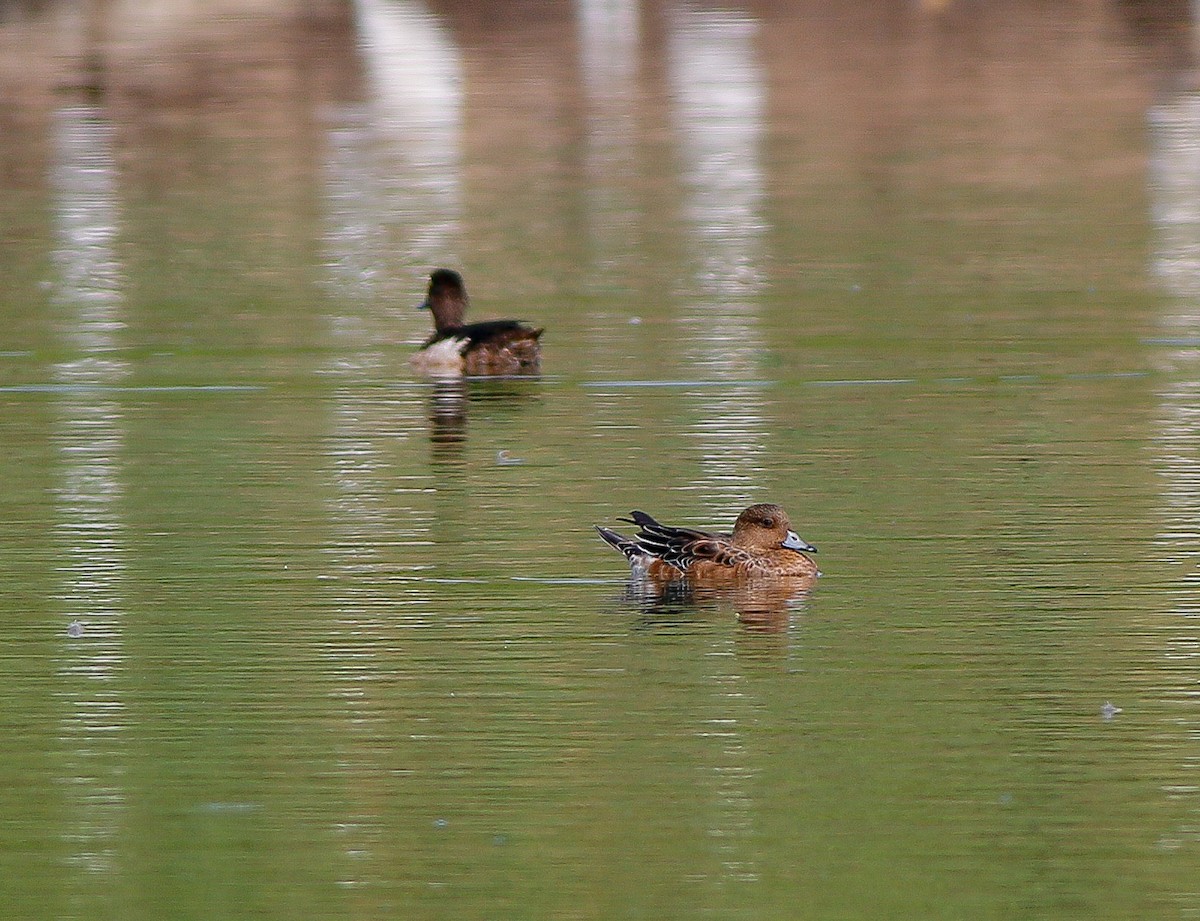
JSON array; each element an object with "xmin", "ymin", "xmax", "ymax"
[
  {"xmin": 51, "ymin": 103, "xmax": 128, "ymax": 878},
  {"xmin": 667, "ymin": 6, "xmax": 768, "ymax": 515},
  {"xmin": 322, "ymin": 1, "xmax": 467, "ymax": 887}
]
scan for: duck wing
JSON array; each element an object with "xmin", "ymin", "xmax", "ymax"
[{"xmin": 622, "ymin": 511, "xmax": 749, "ymax": 572}]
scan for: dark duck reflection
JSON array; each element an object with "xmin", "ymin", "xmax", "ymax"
[
  {"xmin": 411, "ymin": 268, "xmax": 543, "ymax": 376},
  {"xmin": 424, "ymin": 375, "xmax": 541, "ymax": 466},
  {"xmin": 427, "ymin": 377, "xmax": 468, "ymax": 463}
]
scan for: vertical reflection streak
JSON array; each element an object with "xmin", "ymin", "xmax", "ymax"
[
  {"xmin": 322, "ymin": 0, "xmax": 464, "ymax": 889},
  {"xmin": 702, "ymin": 640, "xmax": 760, "ymax": 889},
  {"xmin": 577, "ymin": 0, "xmax": 641, "ymax": 288},
  {"xmin": 667, "ymin": 5, "xmax": 768, "ymax": 519},
  {"xmin": 1147, "ymin": 88, "xmax": 1200, "ymax": 856},
  {"xmin": 354, "ymin": 0, "xmax": 463, "ymax": 286},
  {"xmin": 50, "ymin": 104, "xmax": 130, "ymax": 889},
  {"xmin": 667, "ymin": 5, "xmax": 770, "ymax": 893},
  {"xmin": 576, "ymin": 0, "xmax": 648, "ymax": 445}
]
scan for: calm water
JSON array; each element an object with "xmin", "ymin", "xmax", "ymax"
[{"xmin": 3, "ymin": 0, "xmax": 1200, "ymax": 918}]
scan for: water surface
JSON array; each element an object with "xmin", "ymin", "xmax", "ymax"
[{"xmin": 2, "ymin": 0, "xmax": 1200, "ymax": 918}]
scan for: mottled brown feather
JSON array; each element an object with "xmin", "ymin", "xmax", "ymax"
[{"xmin": 598, "ymin": 503, "xmax": 819, "ymax": 582}]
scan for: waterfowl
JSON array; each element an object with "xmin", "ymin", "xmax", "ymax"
[
  {"xmin": 596, "ymin": 503, "xmax": 819, "ymax": 581},
  {"xmin": 410, "ymin": 268, "xmax": 543, "ymax": 376}
]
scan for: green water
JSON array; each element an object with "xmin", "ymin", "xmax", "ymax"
[{"xmin": 2, "ymin": 0, "xmax": 1199, "ymax": 918}]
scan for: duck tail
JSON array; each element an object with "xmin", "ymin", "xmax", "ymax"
[
  {"xmin": 621, "ymin": 510, "xmax": 660, "ymax": 529},
  {"xmin": 596, "ymin": 525, "xmax": 639, "ymax": 560},
  {"xmin": 507, "ymin": 333, "xmax": 542, "ymax": 370},
  {"xmin": 597, "ymin": 525, "xmax": 663, "ymax": 578}
]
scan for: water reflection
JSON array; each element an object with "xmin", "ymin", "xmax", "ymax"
[
  {"xmin": 1150, "ymin": 93, "xmax": 1200, "ymax": 306},
  {"xmin": 667, "ymin": 6, "xmax": 768, "ymax": 520},
  {"xmin": 2, "ymin": 0, "xmax": 1191, "ymax": 913},
  {"xmin": 424, "ymin": 376, "xmax": 541, "ymax": 465},
  {"xmin": 320, "ymin": 0, "xmax": 468, "ymax": 891},
  {"xmin": 319, "ymin": 362, "xmax": 433, "ymax": 891},
  {"xmin": 49, "ymin": 102, "xmax": 129, "ymax": 893},
  {"xmin": 668, "ymin": 7, "xmax": 765, "ymax": 301},
  {"xmin": 324, "ymin": 0, "xmax": 463, "ymax": 309},
  {"xmin": 622, "ymin": 577, "xmax": 810, "ymax": 633},
  {"xmin": 664, "ymin": 8, "xmax": 774, "ymax": 889},
  {"xmin": 357, "ymin": 0, "xmax": 463, "ymax": 272},
  {"xmin": 576, "ymin": 0, "xmax": 641, "ymax": 284},
  {"xmin": 427, "ymin": 377, "xmax": 468, "ymax": 459},
  {"xmin": 1146, "ymin": 66, "xmax": 1200, "ymax": 857}
]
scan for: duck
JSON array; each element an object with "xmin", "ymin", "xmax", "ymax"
[
  {"xmin": 410, "ymin": 268, "xmax": 543, "ymax": 376},
  {"xmin": 596, "ymin": 503, "xmax": 819, "ymax": 581}
]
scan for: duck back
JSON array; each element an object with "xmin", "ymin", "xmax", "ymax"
[{"xmin": 445, "ymin": 321, "xmax": 542, "ymax": 375}]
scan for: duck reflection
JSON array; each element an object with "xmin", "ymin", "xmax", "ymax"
[
  {"xmin": 427, "ymin": 377, "xmax": 468, "ymax": 458},
  {"xmin": 620, "ymin": 575, "xmax": 811, "ymax": 633},
  {"xmin": 613, "ymin": 569, "xmax": 806, "ymax": 886},
  {"xmin": 424, "ymin": 375, "xmax": 541, "ymax": 465}
]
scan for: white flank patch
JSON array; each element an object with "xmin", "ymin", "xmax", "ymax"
[{"xmin": 410, "ymin": 337, "xmax": 468, "ymax": 375}]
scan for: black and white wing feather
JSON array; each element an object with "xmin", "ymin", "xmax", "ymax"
[{"xmin": 621, "ymin": 511, "xmax": 750, "ymax": 572}]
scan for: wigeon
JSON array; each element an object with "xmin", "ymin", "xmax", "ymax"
[
  {"xmin": 410, "ymin": 268, "xmax": 543, "ymax": 376},
  {"xmin": 597, "ymin": 503, "xmax": 819, "ymax": 581}
]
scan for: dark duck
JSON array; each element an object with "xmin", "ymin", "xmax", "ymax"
[{"xmin": 410, "ymin": 268, "xmax": 543, "ymax": 376}]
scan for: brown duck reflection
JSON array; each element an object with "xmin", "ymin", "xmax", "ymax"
[
  {"xmin": 621, "ymin": 575, "xmax": 812, "ymax": 633},
  {"xmin": 425, "ymin": 376, "xmax": 541, "ymax": 465}
]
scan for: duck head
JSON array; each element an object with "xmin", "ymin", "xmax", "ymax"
[
  {"xmin": 421, "ymin": 268, "xmax": 469, "ymax": 331},
  {"xmin": 732, "ymin": 503, "xmax": 817, "ymax": 554}
]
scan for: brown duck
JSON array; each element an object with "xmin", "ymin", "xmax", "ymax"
[
  {"xmin": 410, "ymin": 269, "xmax": 543, "ymax": 376},
  {"xmin": 597, "ymin": 503, "xmax": 820, "ymax": 582}
]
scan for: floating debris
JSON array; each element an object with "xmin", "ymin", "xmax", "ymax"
[
  {"xmin": 1101, "ymin": 701, "xmax": 1122, "ymax": 722},
  {"xmin": 66, "ymin": 620, "xmax": 84, "ymax": 638},
  {"xmin": 496, "ymin": 450, "xmax": 524, "ymax": 466}
]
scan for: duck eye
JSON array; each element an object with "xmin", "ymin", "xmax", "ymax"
[{"xmin": 761, "ymin": 517, "xmax": 774, "ymax": 529}]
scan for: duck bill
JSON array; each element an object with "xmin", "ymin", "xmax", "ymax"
[{"xmin": 782, "ymin": 530, "xmax": 817, "ymax": 553}]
